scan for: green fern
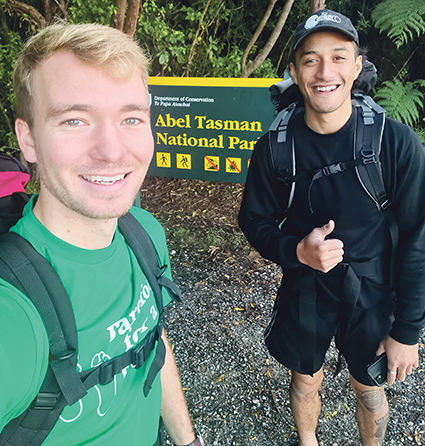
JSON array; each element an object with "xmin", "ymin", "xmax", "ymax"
[
  {"xmin": 372, "ymin": 0, "xmax": 425, "ymax": 47},
  {"xmin": 415, "ymin": 126, "xmax": 425, "ymax": 144},
  {"xmin": 374, "ymin": 79, "xmax": 425, "ymax": 127}
]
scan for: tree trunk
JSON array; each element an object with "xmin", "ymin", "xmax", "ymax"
[
  {"xmin": 42, "ymin": 0, "xmax": 52, "ymax": 24},
  {"xmin": 123, "ymin": 0, "xmax": 141, "ymax": 36},
  {"xmin": 241, "ymin": 0, "xmax": 295, "ymax": 78},
  {"xmin": 5, "ymin": 0, "xmax": 47, "ymax": 28},
  {"xmin": 311, "ymin": 0, "xmax": 326, "ymax": 13},
  {"xmin": 0, "ymin": 4, "xmax": 10, "ymax": 44},
  {"xmin": 56, "ymin": 0, "xmax": 69, "ymax": 19},
  {"xmin": 113, "ymin": 0, "xmax": 127, "ymax": 31},
  {"xmin": 185, "ymin": 0, "xmax": 212, "ymax": 76},
  {"xmin": 241, "ymin": 0, "xmax": 278, "ymax": 75}
]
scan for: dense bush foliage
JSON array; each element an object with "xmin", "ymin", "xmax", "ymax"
[{"xmin": 0, "ymin": 0, "xmax": 424, "ymax": 149}]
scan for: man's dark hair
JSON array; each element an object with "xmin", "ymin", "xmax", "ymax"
[{"xmin": 352, "ymin": 48, "xmax": 377, "ymax": 95}]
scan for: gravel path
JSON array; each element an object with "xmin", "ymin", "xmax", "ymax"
[
  {"xmin": 163, "ymin": 245, "xmax": 425, "ymax": 446},
  {"xmin": 141, "ymin": 177, "xmax": 425, "ymax": 446}
]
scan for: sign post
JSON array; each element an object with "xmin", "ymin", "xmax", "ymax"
[{"xmin": 148, "ymin": 77, "xmax": 280, "ymax": 184}]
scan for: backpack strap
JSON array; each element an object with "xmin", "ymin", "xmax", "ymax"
[
  {"xmin": 75, "ymin": 213, "xmax": 182, "ymax": 398},
  {"xmin": 0, "ymin": 212, "xmax": 181, "ymax": 445},
  {"xmin": 269, "ymin": 103, "xmax": 304, "ymax": 218},
  {"xmin": 353, "ymin": 96, "xmax": 399, "ymax": 286},
  {"xmin": 0, "ymin": 232, "xmax": 87, "ymax": 446},
  {"xmin": 352, "ymin": 95, "xmax": 387, "ymax": 209},
  {"xmin": 117, "ymin": 212, "xmax": 182, "ymax": 395},
  {"xmin": 79, "ymin": 213, "xmax": 182, "ymax": 398},
  {"xmin": 118, "ymin": 212, "xmax": 182, "ymax": 306}
]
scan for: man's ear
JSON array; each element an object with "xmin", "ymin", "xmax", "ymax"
[
  {"xmin": 290, "ymin": 62, "xmax": 298, "ymax": 85},
  {"xmin": 15, "ymin": 119, "xmax": 37, "ymax": 163},
  {"xmin": 354, "ymin": 55, "xmax": 363, "ymax": 81}
]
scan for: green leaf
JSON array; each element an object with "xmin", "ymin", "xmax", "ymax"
[
  {"xmin": 374, "ymin": 79, "xmax": 425, "ymax": 127},
  {"xmin": 372, "ymin": 0, "xmax": 425, "ymax": 47}
]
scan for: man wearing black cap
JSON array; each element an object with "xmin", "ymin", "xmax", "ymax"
[{"xmin": 239, "ymin": 9, "xmax": 425, "ymax": 446}]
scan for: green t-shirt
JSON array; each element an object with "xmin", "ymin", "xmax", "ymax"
[{"xmin": 0, "ymin": 197, "xmax": 173, "ymax": 446}]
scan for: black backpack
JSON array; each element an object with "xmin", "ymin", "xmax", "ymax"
[
  {"xmin": 267, "ymin": 73, "xmax": 398, "ymax": 280},
  {"xmin": 0, "ymin": 152, "xmax": 181, "ymax": 446}
]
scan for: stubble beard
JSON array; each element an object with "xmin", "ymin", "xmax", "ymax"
[{"xmin": 38, "ymin": 162, "xmax": 141, "ymax": 221}]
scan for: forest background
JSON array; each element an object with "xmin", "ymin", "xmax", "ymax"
[
  {"xmin": 1, "ymin": 2, "xmax": 425, "ymax": 444},
  {"xmin": 0, "ymin": 0, "xmax": 425, "ymax": 151}
]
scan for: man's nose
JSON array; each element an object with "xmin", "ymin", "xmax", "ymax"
[
  {"xmin": 91, "ymin": 122, "xmax": 127, "ymax": 162},
  {"xmin": 316, "ymin": 60, "xmax": 335, "ymax": 80}
]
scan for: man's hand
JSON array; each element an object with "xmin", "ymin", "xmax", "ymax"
[
  {"xmin": 376, "ymin": 336, "xmax": 419, "ymax": 385},
  {"xmin": 296, "ymin": 220, "xmax": 344, "ymax": 273}
]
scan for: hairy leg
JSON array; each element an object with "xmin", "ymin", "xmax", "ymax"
[
  {"xmin": 350, "ymin": 375, "xmax": 389, "ymax": 446},
  {"xmin": 290, "ymin": 368, "xmax": 324, "ymax": 446}
]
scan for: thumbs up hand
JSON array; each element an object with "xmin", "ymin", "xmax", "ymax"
[{"xmin": 296, "ymin": 220, "xmax": 344, "ymax": 273}]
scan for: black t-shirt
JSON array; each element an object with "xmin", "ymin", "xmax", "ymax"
[
  {"xmin": 239, "ymin": 108, "xmax": 425, "ymax": 344},
  {"xmin": 284, "ymin": 110, "xmax": 389, "ymax": 263}
]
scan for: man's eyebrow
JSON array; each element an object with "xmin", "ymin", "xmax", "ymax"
[
  {"xmin": 46, "ymin": 104, "xmax": 94, "ymax": 120},
  {"xmin": 120, "ymin": 103, "xmax": 150, "ymax": 113},
  {"xmin": 299, "ymin": 47, "xmax": 350, "ymax": 58},
  {"xmin": 46, "ymin": 103, "xmax": 150, "ymax": 120},
  {"xmin": 299, "ymin": 50, "xmax": 319, "ymax": 58}
]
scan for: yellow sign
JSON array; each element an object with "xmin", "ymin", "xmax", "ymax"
[
  {"xmin": 148, "ymin": 77, "xmax": 281, "ymax": 183},
  {"xmin": 157, "ymin": 152, "xmax": 171, "ymax": 168},
  {"xmin": 226, "ymin": 157, "xmax": 242, "ymax": 173},
  {"xmin": 204, "ymin": 156, "xmax": 220, "ymax": 172},
  {"xmin": 177, "ymin": 154, "xmax": 191, "ymax": 169}
]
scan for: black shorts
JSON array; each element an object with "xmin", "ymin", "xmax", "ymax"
[{"xmin": 264, "ymin": 266, "xmax": 396, "ymax": 386}]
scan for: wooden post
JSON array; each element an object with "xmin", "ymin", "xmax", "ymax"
[
  {"xmin": 311, "ymin": 0, "xmax": 326, "ymax": 13},
  {"xmin": 113, "ymin": 0, "xmax": 127, "ymax": 31},
  {"xmin": 123, "ymin": 0, "xmax": 141, "ymax": 36}
]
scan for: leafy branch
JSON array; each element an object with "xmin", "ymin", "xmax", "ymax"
[
  {"xmin": 372, "ymin": 0, "xmax": 425, "ymax": 48},
  {"xmin": 374, "ymin": 79, "xmax": 425, "ymax": 127},
  {"xmin": 241, "ymin": 0, "xmax": 294, "ymax": 78}
]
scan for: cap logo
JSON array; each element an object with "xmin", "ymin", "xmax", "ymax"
[{"xmin": 305, "ymin": 11, "xmax": 342, "ymax": 30}]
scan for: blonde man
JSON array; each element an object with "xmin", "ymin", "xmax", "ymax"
[{"xmin": 0, "ymin": 23, "xmax": 202, "ymax": 446}]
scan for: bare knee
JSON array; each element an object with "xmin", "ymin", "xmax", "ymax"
[
  {"xmin": 350, "ymin": 375, "xmax": 387, "ymax": 414},
  {"xmin": 290, "ymin": 368, "xmax": 324, "ymax": 401}
]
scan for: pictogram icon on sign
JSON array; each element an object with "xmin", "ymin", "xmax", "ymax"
[
  {"xmin": 226, "ymin": 157, "xmax": 241, "ymax": 173},
  {"xmin": 157, "ymin": 152, "xmax": 171, "ymax": 168},
  {"xmin": 177, "ymin": 154, "xmax": 191, "ymax": 169},
  {"xmin": 204, "ymin": 156, "xmax": 220, "ymax": 171}
]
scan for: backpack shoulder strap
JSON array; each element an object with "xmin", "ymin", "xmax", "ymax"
[
  {"xmin": 269, "ymin": 102, "xmax": 298, "ymax": 145},
  {"xmin": 117, "ymin": 212, "xmax": 181, "ymax": 395},
  {"xmin": 73, "ymin": 213, "xmax": 182, "ymax": 399},
  {"xmin": 118, "ymin": 212, "xmax": 182, "ymax": 306},
  {"xmin": 353, "ymin": 95, "xmax": 388, "ymax": 210},
  {"xmin": 268, "ymin": 103, "xmax": 304, "ymax": 216},
  {"xmin": 0, "ymin": 232, "xmax": 87, "ymax": 446},
  {"xmin": 352, "ymin": 96, "xmax": 399, "ymax": 285}
]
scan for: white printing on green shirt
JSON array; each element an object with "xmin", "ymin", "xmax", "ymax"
[{"xmin": 0, "ymin": 197, "xmax": 173, "ymax": 446}]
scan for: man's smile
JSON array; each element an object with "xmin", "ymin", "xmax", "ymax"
[
  {"xmin": 315, "ymin": 85, "xmax": 339, "ymax": 92},
  {"xmin": 82, "ymin": 174, "xmax": 126, "ymax": 185}
]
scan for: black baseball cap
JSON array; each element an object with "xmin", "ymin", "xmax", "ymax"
[{"xmin": 293, "ymin": 9, "xmax": 359, "ymax": 51}]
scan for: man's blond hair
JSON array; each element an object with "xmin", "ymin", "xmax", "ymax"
[{"xmin": 13, "ymin": 22, "xmax": 150, "ymax": 127}]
